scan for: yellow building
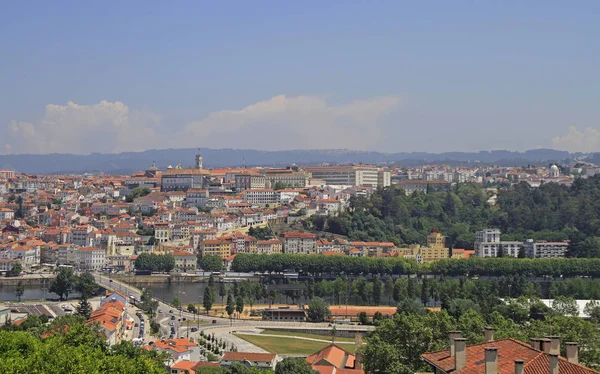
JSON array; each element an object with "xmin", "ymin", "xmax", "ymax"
[
  {"xmin": 426, "ymin": 229, "xmax": 445, "ymax": 248},
  {"xmin": 200, "ymin": 238, "xmax": 232, "ymax": 259}
]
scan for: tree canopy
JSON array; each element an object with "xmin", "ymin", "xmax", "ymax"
[{"xmin": 134, "ymin": 253, "xmax": 175, "ymax": 272}]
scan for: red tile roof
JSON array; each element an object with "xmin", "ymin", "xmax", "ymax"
[{"xmin": 422, "ymin": 339, "xmax": 599, "ymax": 374}]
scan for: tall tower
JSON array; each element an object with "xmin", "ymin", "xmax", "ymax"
[{"xmin": 195, "ymin": 150, "xmax": 203, "ymax": 169}]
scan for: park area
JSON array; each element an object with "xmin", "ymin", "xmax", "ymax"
[{"xmin": 233, "ymin": 329, "xmax": 357, "ymax": 355}]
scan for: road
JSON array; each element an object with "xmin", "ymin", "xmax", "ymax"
[{"xmin": 94, "ymin": 274, "xmax": 374, "ymax": 353}]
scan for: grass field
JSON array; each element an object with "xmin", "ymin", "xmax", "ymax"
[
  {"xmin": 259, "ymin": 329, "xmax": 356, "ymax": 343},
  {"xmin": 234, "ymin": 334, "xmax": 356, "ymax": 355}
]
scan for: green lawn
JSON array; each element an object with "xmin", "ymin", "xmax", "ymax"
[
  {"xmin": 234, "ymin": 334, "xmax": 356, "ymax": 355},
  {"xmin": 259, "ymin": 329, "xmax": 356, "ymax": 343}
]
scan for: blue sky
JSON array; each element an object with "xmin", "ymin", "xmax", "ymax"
[{"xmin": 1, "ymin": 1, "xmax": 599, "ymax": 154}]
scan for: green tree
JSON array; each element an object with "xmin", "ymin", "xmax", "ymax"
[
  {"xmin": 75, "ymin": 272, "xmax": 99, "ymax": 299},
  {"xmin": 226, "ymin": 293, "xmax": 235, "ymax": 319},
  {"xmin": 307, "ymin": 297, "xmax": 331, "ymax": 322},
  {"xmin": 7, "ymin": 263, "xmax": 22, "ymax": 277},
  {"xmin": 15, "ymin": 280, "xmax": 24, "ymax": 301},
  {"xmin": 76, "ymin": 296, "xmax": 93, "ymax": 319},
  {"xmin": 203, "ymin": 286, "xmax": 214, "ymax": 315},
  {"xmin": 139, "ymin": 288, "xmax": 159, "ymax": 317},
  {"xmin": 275, "ymin": 357, "xmax": 318, "ymax": 374},
  {"xmin": 552, "ymin": 295, "xmax": 579, "ymax": 316},
  {"xmin": 172, "ymin": 295, "xmax": 182, "ymax": 309},
  {"xmin": 187, "ymin": 304, "xmax": 198, "ymax": 314},
  {"xmin": 49, "ymin": 267, "xmax": 76, "ymax": 300},
  {"xmin": 235, "ymin": 295, "xmax": 244, "ymax": 318},
  {"xmin": 125, "ymin": 187, "xmax": 151, "ymax": 202},
  {"xmin": 199, "ymin": 255, "xmax": 223, "ymax": 272},
  {"xmin": 358, "ymin": 311, "xmax": 369, "ymax": 325}
]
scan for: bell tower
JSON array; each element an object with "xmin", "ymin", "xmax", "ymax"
[{"xmin": 195, "ymin": 150, "xmax": 203, "ymax": 169}]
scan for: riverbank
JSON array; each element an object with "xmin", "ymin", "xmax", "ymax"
[{"xmin": 0, "ymin": 275, "xmax": 55, "ymax": 286}]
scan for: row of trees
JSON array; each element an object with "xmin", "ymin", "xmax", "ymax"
[
  {"xmin": 232, "ymin": 252, "xmax": 600, "ymax": 277},
  {"xmin": 309, "ymin": 176, "xmax": 600, "ymax": 258},
  {"xmin": 134, "ymin": 253, "xmax": 175, "ymax": 272}
]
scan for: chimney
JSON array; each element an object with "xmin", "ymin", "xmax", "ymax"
[
  {"xmin": 484, "ymin": 327, "xmax": 494, "ymax": 343},
  {"xmin": 530, "ymin": 338, "xmax": 541, "ymax": 350},
  {"xmin": 454, "ymin": 338, "xmax": 467, "ymax": 371},
  {"xmin": 540, "ymin": 338, "xmax": 552, "ymax": 353},
  {"xmin": 550, "ymin": 353, "xmax": 559, "ymax": 374},
  {"xmin": 449, "ymin": 331, "xmax": 462, "ymax": 357},
  {"xmin": 485, "ymin": 347, "xmax": 498, "ymax": 374},
  {"xmin": 354, "ymin": 334, "xmax": 363, "ymax": 370},
  {"xmin": 514, "ymin": 360, "xmax": 524, "ymax": 374},
  {"xmin": 566, "ymin": 342, "xmax": 578, "ymax": 364}
]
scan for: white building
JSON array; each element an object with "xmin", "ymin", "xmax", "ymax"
[
  {"xmin": 280, "ymin": 232, "xmax": 317, "ymax": 254},
  {"xmin": 242, "ymin": 189, "xmax": 278, "ymax": 206},
  {"xmin": 0, "ymin": 208, "xmax": 15, "ymax": 221},
  {"xmin": 303, "ymin": 166, "xmax": 390, "ymax": 187},
  {"xmin": 76, "ymin": 247, "xmax": 106, "ymax": 271},
  {"xmin": 524, "ymin": 240, "xmax": 570, "ymax": 258}
]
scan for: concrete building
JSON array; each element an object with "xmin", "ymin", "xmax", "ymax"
[
  {"xmin": 235, "ymin": 174, "xmax": 267, "ymax": 190},
  {"xmin": 524, "ymin": 240, "xmax": 570, "ymax": 258},
  {"xmin": 154, "ymin": 222, "xmax": 170, "ymax": 243},
  {"xmin": 161, "ymin": 168, "xmax": 210, "ymax": 192},
  {"xmin": 303, "ymin": 165, "xmax": 389, "ymax": 187},
  {"xmin": 280, "ymin": 232, "xmax": 317, "ymax": 254},
  {"xmin": 173, "ymin": 250, "xmax": 197, "ymax": 272},
  {"xmin": 475, "ymin": 229, "xmax": 522, "ymax": 258},
  {"xmin": 76, "ymin": 247, "xmax": 106, "ymax": 271},
  {"xmin": 242, "ymin": 189, "xmax": 278, "ymax": 206},
  {"xmin": 395, "ymin": 180, "xmax": 451, "ymax": 195}
]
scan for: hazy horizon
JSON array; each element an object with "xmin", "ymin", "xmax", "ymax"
[{"xmin": 2, "ymin": 2, "xmax": 599, "ymax": 155}]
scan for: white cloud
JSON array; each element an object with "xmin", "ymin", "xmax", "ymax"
[
  {"xmin": 552, "ymin": 126, "xmax": 600, "ymax": 153},
  {"xmin": 174, "ymin": 95, "xmax": 401, "ymax": 150},
  {"xmin": 3, "ymin": 95, "xmax": 401, "ymax": 154},
  {"xmin": 2, "ymin": 101, "xmax": 161, "ymax": 154}
]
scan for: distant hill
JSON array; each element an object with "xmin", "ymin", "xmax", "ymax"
[{"xmin": 0, "ymin": 148, "xmax": 581, "ymax": 174}]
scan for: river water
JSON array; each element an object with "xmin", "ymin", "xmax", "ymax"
[{"xmin": 0, "ymin": 284, "xmax": 81, "ymax": 301}]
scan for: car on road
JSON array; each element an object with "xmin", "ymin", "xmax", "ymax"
[
  {"xmin": 158, "ymin": 309, "xmax": 162, "ymax": 313},
  {"xmin": 171, "ymin": 316, "xmax": 176, "ymax": 320},
  {"xmin": 182, "ymin": 317, "xmax": 186, "ymax": 321},
  {"xmin": 169, "ymin": 322, "xmax": 175, "ymax": 326},
  {"xmin": 191, "ymin": 328, "xmax": 198, "ymax": 332},
  {"xmin": 212, "ymin": 320, "xmax": 217, "ymax": 324},
  {"xmin": 109, "ymin": 279, "xmax": 112, "ymax": 282},
  {"xmin": 169, "ymin": 310, "xmax": 173, "ymax": 313}
]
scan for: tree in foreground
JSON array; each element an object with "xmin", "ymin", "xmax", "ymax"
[
  {"xmin": 275, "ymin": 357, "xmax": 318, "ymax": 374},
  {"xmin": 307, "ymin": 297, "xmax": 331, "ymax": 322},
  {"xmin": 172, "ymin": 295, "xmax": 182, "ymax": 309},
  {"xmin": 235, "ymin": 295, "xmax": 244, "ymax": 319}
]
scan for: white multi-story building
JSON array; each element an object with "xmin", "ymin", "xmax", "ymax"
[
  {"xmin": 280, "ymin": 232, "xmax": 317, "ymax": 254},
  {"xmin": 76, "ymin": 247, "xmax": 106, "ymax": 271},
  {"xmin": 523, "ymin": 240, "xmax": 570, "ymax": 258},
  {"xmin": 475, "ymin": 229, "xmax": 522, "ymax": 258},
  {"xmin": 0, "ymin": 208, "xmax": 15, "ymax": 221},
  {"xmin": 242, "ymin": 189, "xmax": 278, "ymax": 206},
  {"xmin": 303, "ymin": 166, "xmax": 390, "ymax": 187},
  {"xmin": 72, "ymin": 225, "xmax": 94, "ymax": 247}
]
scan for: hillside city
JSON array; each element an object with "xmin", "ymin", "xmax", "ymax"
[{"xmin": 2, "ymin": 152, "xmax": 600, "ymax": 373}]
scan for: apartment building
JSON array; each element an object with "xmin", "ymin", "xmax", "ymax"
[
  {"xmin": 76, "ymin": 247, "xmax": 105, "ymax": 271},
  {"xmin": 263, "ymin": 170, "xmax": 311, "ymax": 188},
  {"xmin": 242, "ymin": 189, "xmax": 278, "ymax": 206},
  {"xmin": 280, "ymin": 232, "xmax": 317, "ymax": 254},
  {"xmin": 475, "ymin": 229, "xmax": 522, "ymax": 258},
  {"xmin": 72, "ymin": 225, "xmax": 94, "ymax": 247},
  {"xmin": 0, "ymin": 208, "xmax": 15, "ymax": 221},
  {"xmin": 184, "ymin": 189, "xmax": 209, "ymax": 208},
  {"xmin": 173, "ymin": 250, "xmax": 197, "ymax": 272},
  {"xmin": 256, "ymin": 239, "xmax": 283, "ymax": 254},
  {"xmin": 524, "ymin": 239, "xmax": 570, "ymax": 258},
  {"xmin": 199, "ymin": 238, "xmax": 232, "ymax": 259},
  {"xmin": 154, "ymin": 222, "xmax": 170, "ymax": 243}
]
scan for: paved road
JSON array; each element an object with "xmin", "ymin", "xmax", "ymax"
[{"xmin": 94, "ymin": 274, "xmax": 374, "ymax": 352}]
